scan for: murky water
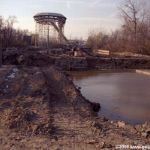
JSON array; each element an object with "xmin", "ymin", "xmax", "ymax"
[{"xmin": 70, "ymin": 70, "xmax": 150, "ymax": 125}]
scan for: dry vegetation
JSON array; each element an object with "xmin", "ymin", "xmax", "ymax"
[
  {"xmin": 86, "ymin": 0, "xmax": 150, "ymax": 55},
  {"xmin": 0, "ymin": 16, "xmax": 30, "ymax": 48}
]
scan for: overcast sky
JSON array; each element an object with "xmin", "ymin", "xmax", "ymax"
[{"xmin": 0, "ymin": 0, "xmax": 123, "ymax": 39}]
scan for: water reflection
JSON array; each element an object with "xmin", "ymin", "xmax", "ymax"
[{"xmin": 70, "ymin": 71, "xmax": 150, "ymax": 125}]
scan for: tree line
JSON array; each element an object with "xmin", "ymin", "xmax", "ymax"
[
  {"xmin": 86, "ymin": 0, "xmax": 150, "ymax": 55},
  {"xmin": 0, "ymin": 16, "xmax": 30, "ymax": 48}
]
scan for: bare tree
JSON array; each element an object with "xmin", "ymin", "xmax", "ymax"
[
  {"xmin": 0, "ymin": 16, "xmax": 3, "ymax": 31},
  {"xmin": 0, "ymin": 16, "xmax": 4, "ymax": 48},
  {"xmin": 0, "ymin": 16, "xmax": 32, "ymax": 48},
  {"xmin": 3, "ymin": 16, "xmax": 17, "ymax": 47},
  {"xmin": 90, "ymin": 0, "xmax": 150, "ymax": 55},
  {"xmin": 119, "ymin": 0, "xmax": 148, "ymax": 52},
  {"xmin": 86, "ymin": 31, "xmax": 108, "ymax": 50}
]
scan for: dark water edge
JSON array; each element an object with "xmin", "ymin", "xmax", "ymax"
[{"xmin": 70, "ymin": 70, "xmax": 150, "ymax": 125}]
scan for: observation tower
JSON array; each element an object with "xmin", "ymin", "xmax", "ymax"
[{"xmin": 34, "ymin": 12, "xmax": 67, "ymax": 48}]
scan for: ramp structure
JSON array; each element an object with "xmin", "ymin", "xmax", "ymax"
[{"xmin": 34, "ymin": 12, "xmax": 67, "ymax": 48}]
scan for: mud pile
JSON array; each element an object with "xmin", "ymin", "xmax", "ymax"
[{"xmin": 3, "ymin": 49, "xmax": 150, "ymax": 70}]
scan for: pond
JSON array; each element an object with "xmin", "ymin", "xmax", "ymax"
[{"xmin": 70, "ymin": 70, "xmax": 150, "ymax": 125}]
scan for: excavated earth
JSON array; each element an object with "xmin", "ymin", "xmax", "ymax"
[
  {"xmin": 0, "ymin": 65, "xmax": 150, "ymax": 150},
  {"xmin": 3, "ymin": 50, "xmax": 150, "ymax": 70}
]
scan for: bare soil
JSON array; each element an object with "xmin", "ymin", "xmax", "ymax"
[{"xmin": 0, "ymin": 65, "xmax": 150, "ymax": 150}]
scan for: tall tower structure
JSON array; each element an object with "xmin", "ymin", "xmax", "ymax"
[{"xmin": 34, "ymin": 12, "xmax": 67, "ymax": 48}]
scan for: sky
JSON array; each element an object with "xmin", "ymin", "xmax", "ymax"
[{"xmin": 0, "ymin": 0, "xmax": 123, "ymax": 39}]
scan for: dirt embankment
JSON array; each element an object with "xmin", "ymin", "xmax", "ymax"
[
  {"xmin": 86, "ymin": 57, "xmax": 150, "ymax": 70},
  {"xmin": 0, "ymin": 65, "xmax": 150, "ymax": 150},
  {"xmin": 3, "ymin": 50, "xmax": 150, "ymax": 70}
]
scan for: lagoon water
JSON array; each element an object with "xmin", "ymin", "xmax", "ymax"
[{"xmin": 71, "ymin": 71, "xmax": 150, "ymax": 125}]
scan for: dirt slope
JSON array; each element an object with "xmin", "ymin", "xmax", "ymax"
[{"xmin": 0, "ymin": 66, "xmax": 149, "ymax": 150}]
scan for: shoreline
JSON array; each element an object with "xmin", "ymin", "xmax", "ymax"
[
  {"xmin": 1, "ymin": 51, "xmax": 150, "ymax": 149},
  {"xmin": 0, "ymin": 65, "xmax": 150, "ymax": 149},
  {"xmin": 69, "ymin": 69, "xmax": 150, "ymax": 126},
  {"xmin": 136, "ymin": 70, "xmax": 150, "ymax": 76},
  {"xmin": 2, "ymin": 50, "xmax": 150, "ymax": 70}
]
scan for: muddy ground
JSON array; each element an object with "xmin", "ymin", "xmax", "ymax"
[
  {"xmin": 0, "ymin": 65, "xmax": 150, "ymax": 150},
  {"xmin": 3, "ymin": 50, "xmax": 150, "ymax": 70}
]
